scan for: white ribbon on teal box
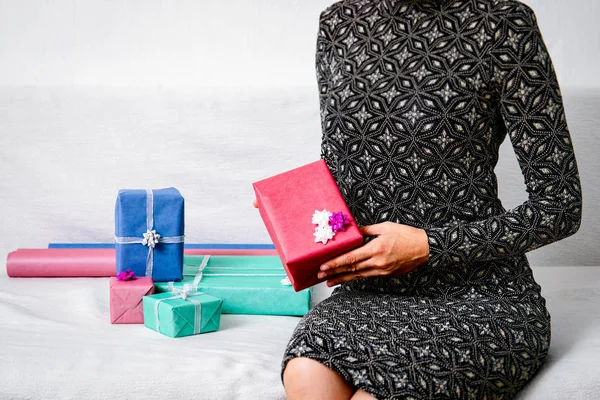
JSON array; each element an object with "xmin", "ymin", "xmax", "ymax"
[{"xmin": 142, "ymin": 286, "xmax": 223, "ymax": 338}]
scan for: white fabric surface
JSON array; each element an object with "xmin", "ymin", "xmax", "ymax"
[
  {"xmin": 0, "ymin": 267, "xmax": 599, "ymax": 399},
  {"xmin": 0, "ymin": 0, "xmax": 598, "ymax": 89},
  {"xmin": 0, "ymin": 86, "xmax": 597, "ymax": 268},
  {"xmin": 0, "ymin": 275, "xmax": 297, "ymax": 400},
  {"xmin": 1, "ymin": 1, "xmax": 598, "ymax": 396},
  {"xmin": 0, "ymin": 85, "xmax": 598, "ymax": 398},
  {"xmin": 513, "ymin": 267, "xmax": 600, "ymax": 399}
]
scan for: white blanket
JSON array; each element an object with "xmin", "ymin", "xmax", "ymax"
[
  {"xmin": 1, "ymin": 1, "xmax": 599, "ymax": 396},
  {"xmin": 0, "ymin": 83, "xmax": 598, "ymax": 399},
  {"xmin": 0, "ymin": 275, "xmax": 298, "ymax": 400},
  {"xmin": 1, "ymin": 266, "xmax": 599, "ymax": 399}
]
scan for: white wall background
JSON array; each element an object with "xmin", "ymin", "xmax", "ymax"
[
  {"xmin": 1, "ymin": 0, "xmax": 599, "ymax": 286},
  {"xmin": 0, "ymin": 0, "xmax": 599, "ymax": 89}
]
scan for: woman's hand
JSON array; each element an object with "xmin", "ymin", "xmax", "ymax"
[
  {"xmin": 317, "ymin": 222, "xmax": 430, "ymax": 287},
  {"xmin": 253, "ymin": 199, "xmax": 258, "ymax": 208}
]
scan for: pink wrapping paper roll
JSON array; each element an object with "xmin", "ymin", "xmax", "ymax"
[
  {"xmin": 6, "ymin": 248, "xmax": 278, "ymax": 277},
  {"xmin": 7, "ymin": 249, "xmax": 116, "ymax": 277}
]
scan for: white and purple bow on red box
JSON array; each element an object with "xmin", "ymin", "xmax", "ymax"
[{"xmin": 312, "ymin": 210, "xmax": 351, "ymax": 245}]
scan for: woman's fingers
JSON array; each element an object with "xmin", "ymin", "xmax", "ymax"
[
  {"xmin": 318, "ymin": 243, "xmax": 376, "ymax": 278},
  {"xmin": 325, "ymin": 268, "xmax": 382, "ymax": 287},
  {"xmin": 252, "ymin": 199, "xmax": 258, "ymax": 208},
  {"xmin": 317, "ymin": 257, "xmax": 373, "ymax": 280},
  {"xmin": 359, "ymin": 223, "xmax": 386, "ymax": 236}
]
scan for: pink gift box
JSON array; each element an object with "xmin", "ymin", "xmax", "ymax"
[
  {"xmin": 253, "ymin": 160, "xmax": 364, "ymax": 291},
  {"xmin": 109, "ymin": 276, "xmax": 155, "ymax": 324}
]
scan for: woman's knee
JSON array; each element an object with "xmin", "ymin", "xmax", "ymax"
[{"xmin": 283, "ymin": 357, "xmax": 355, "ymax": 400}]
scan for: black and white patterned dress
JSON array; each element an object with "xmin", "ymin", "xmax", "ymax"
[{"xmin": 282, "ymin": 0, "xmax": 582, "ymax": 398}]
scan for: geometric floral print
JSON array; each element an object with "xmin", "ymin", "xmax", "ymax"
[{"xmin": 282, "ymin": 0, "xmax": 582, "ymax": 398}]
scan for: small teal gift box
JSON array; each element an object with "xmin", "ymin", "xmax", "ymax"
[
  {"xmin": 143, "ymin": 284, "xmax": 223, "ymax": 338},
  {"xmin": 115, "ymin": 187, "xmax": 184, "ymax": 282}
]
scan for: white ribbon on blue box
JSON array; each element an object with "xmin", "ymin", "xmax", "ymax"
[{"xmin": 115, "ymin": 187, "xmax": 184, "ymax": 282}]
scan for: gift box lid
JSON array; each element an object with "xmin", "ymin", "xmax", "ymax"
[
  {"xmin": 115, "ymin": 187, "xmax": 184, "ymax": 238},
  {"xmin": 182, "ymin": 255, "xmax": 290, "ymax": 287},
  {"xmin": 110, "ymin": 276, "xmax": 154, "ymax": 293}
]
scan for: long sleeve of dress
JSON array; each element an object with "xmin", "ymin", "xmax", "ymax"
[
  {"xmin": 316, "ymin": 7, "xmax": 340, "ymax": 179},
  {"xmin": 424, "ymin": 4, "xmax": 583, "ymax": 269}
]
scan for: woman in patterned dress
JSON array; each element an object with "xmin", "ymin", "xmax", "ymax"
[{"xmin": 264, "ymin": 0, "xmax": 582, "ymax": 398}]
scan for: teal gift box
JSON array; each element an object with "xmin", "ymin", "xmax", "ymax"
[
  {"xmin": 143, "ymin": 289, "xmax": 223, "ymax": 338},
  {"xmin": 153, "ymin": 255, "xmax": 311, "ymax": 316}
]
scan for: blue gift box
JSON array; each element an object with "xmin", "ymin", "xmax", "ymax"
[{"xmin": 115, "ymin": 187, "xmax": 184, "ymax": 282}]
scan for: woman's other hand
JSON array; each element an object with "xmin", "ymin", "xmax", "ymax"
[
  {"xmin": 253, "ymin": 199, "xmax": 258, "ymax": 208},
  {"xmin": 317, "ymin": 222, "xmax": 430, "ymax": 287}
]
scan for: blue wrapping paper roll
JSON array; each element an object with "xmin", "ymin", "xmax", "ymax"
[
  {"xmin": 115, "ymin": 187, "xmax": 184, "ymax": 282},
  {"xmin": 48, "ymin": 243, "xmax": 275, "ymax": 249}
]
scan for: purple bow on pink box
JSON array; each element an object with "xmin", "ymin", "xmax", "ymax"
[{"xmin": 116, "ymin": 269, "xmax": 135, "ymax": 281}]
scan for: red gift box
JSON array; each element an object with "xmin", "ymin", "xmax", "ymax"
[
  {"xmin": 252, "ymin": 160, "xmax": 364, "ymax": 291},
  {"xmin": 109, "ymin": 276, "xmax": 155, "ymax": 324}
]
